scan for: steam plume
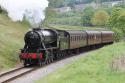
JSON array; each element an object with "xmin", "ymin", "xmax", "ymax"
[{"xmin": 0, "ymin": 0, "xmax": 49, "ymax": 27}]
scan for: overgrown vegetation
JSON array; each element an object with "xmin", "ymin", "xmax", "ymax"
[
  {"xmin": 0, "ymin": 14, "xmax": 29, "ymax": 71},
  {"xmin": 36, "ymin": 42, "xmax": 125, "ymax": 83}
]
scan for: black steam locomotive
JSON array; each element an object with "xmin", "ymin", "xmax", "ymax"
[{"xmin": 19, "ymin": 28, "xmax": 114, "ymax": 66}]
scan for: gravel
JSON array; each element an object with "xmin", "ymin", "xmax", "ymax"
[{"xmin": 9, "ymin": 52, "xmax": 89, "ymax": 83}]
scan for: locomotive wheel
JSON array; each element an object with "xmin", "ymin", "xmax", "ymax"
[
  {"xmin": 51, "ymin": 57, "xmax": 54, "ymax": 62},
  {"xmin": 49, "ymin": 58, "xmax": 51, "ymax": 63},
  {"xmin": 46, "ymin": 60, "xmax": 49, "ymax": 64},
  {"xmin": 63, "ymin": 52, "xmax": 65, "ymax": 58},
  {"xmin": 49, "ymin": 58, "xmax": 52, "ymax": 63},
  {"xmin": 59, "ymin": 52, "xmax": 61, "ymax": 59},
  {"xmin": 56, "ymin": 52, "xmax": 59, "ymax": 60},
  {"xmin": 24, "ymin": 60, "xmax": 28, "ymax": 67},
  {"xmin": 62, "ymin": 52, "xmax": 64, "ymax": 58},
  {"xmin": 38, "ymin": 59, "xmax": 42, "ymax": 66},
  {"xmin": 42, "ymin": 61, "xmax": 46, "ymax": 65},
  {"xmin": 47, "ymin": 59, "xmax": 50, "ymax": 64},
  {"xmin": 47, "ymin": 60, "xmax": 49, "ymax": 64},
  {"xmin": 24, "ymin": 61, "xmax": 27, "ymax": 67},
  {"xmin": 50, "ymin": 55, "xmax": 54, "ymax": 63}
]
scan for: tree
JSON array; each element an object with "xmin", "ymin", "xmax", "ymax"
[
  {"xmin": 49, "ymin": 0, "xmax": 64, "ymax": 8},
  {"xmin": 107, "ymin": 7, "xmax": 125, "ymax": 41},
  {"xmin": 81, "ymin": 6, "xmax": 94, "ymax": 26},
  {"xmin": 91, "ymin": 10, "xmax": 109, "ymax": 26},
  {"xmin": 108, "ymin": 7, "xmax": 125, "ymax": 31}
]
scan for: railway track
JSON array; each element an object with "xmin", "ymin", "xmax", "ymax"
[
  {"xmin": 0, "ymin": 67, "xmax": 37, "ymax": 83},
  {"xmin": 0, "ymin": 54, "xmax": 72, "ymax": 83},
  {"xmin": 0, "ymin": 53, "xmax": 77, "ymax": 83},
  {"xmin": 0, "ymin": 48, "xmax": 97, "ymax": 83}
]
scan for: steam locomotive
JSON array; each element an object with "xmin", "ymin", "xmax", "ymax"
[{"xmin": 19, "ymin": 28, "xmax": 114, "ymax": 66}]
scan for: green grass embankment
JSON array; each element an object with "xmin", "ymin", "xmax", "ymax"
[
  {"xmin": 36, "ymin": 42, "xmax": 125, "ymax": 83},
  {"xmin": 0, "ymin": 14, "xmax": 29, "ymax": 71}
]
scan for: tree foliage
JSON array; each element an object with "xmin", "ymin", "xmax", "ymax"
[
  {"xmin": 107, "ymin": 7, "xmax": 125, "ymax": 41},
  {"xmin": 91, "ymin": 10, "xmax": 109, "ymax": 26},
  {"xmin": 108, "ymin": 8, "xmax": 123, "ymax": 27},
  {"xmin": 81, "ymin": 6, "xmax": 94, "ymax": 26},
  {"xmin": 108, "ymin": 7, "xmax": 125, "ymax": 32}
]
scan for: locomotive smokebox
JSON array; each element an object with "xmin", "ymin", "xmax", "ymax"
[{"xmin": 24, "ymin": 28, "xmax": 57, "ymax": 48}]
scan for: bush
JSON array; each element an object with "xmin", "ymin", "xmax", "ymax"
[
  {"xmin": 0, "ymin": 6, "xmax": 8, "ymax": 14},
  {"xmin": 112, "ymin": 28, "xmax": 124, "ymax": 42},
  {"xmin": 91, "ymin": 10, "xmax": 109, "ymax": 26},
  {"xmin": 0, "ymin": 6, "xmax": 2, "ymax": 13}
]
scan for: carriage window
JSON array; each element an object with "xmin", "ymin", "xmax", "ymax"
[
  {"xmin": 92, "ymin": 35, "xmax": 93, "ymax": 40},
  {"xmin": 76, "ymin": 36, "xmax": 77, "ymax": 41},
  {"xmin": 81, "ymin": 35, "xmax": 83, "ymax": 40},
  {"xmin": 73, "ymin": 36, "xmax": 74, "ymax": 41},
  {"xmin": 90, "ymin": 35, "xmax": 92, "ymax": 40},
  {"xmin": 75, "ymin": 36, "xmax": 76, "ymax": 41},
  {"xmin": 76, "ymin": 36, "xmax": 78, "ymax": 41},
  {"xmin": 70, "ymin": 36, "xmax": 72, "ymax": 41}
]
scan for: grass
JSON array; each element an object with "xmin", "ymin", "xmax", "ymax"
[
  {"xmin": 36, "ymin": 42, "xmax": 125, "ymax": 83},
  {"xmin": 0, "ymin": 14, "xmax": 29, "ymax": 71},
  {"xmin": 47, "ymin": 24, "xmax": 108, "ymax": 31}
]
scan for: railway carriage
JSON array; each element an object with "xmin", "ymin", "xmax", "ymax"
[
  {"xmin": 85, "ymin": 31, "xmax": 102, "ymax": 45},
  {"xmin": 66, "ymin": 30, "xmax": 87, "ymax": 49},
  {"xmin": 101, "ymin": 31, "xmax": 114, "ymax": 44}
]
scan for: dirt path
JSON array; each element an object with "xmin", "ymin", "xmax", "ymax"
[{"xmin": 10, "ymin": 52, "xmax": 90, "ymax": 83}]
